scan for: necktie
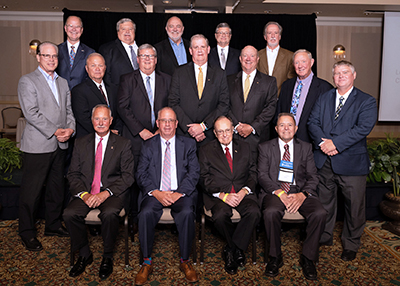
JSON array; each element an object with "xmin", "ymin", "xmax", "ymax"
[
  {"xmin": 198, "ymin": 67, "xmax": 204, "ymax": 99},
  {"xmin": 335, "ymin": 96, "xmax": 345, "ymax": 120},
  {"xmin": 225, "ymin": 147, "xmax": 235, "ymax": 193},
  {"xmin": 91, "ymin": 138, "xmax": 103, "ymax": 195},
  {"xmin": 243, "ymin": 74, "xmax": 251, "ymax": 103},
  {"xmin": 70, "ymin": 46, "xmax": 75, "ymax": 68},
  {"xmin": 130, "ymin": 45, "xmax": 139, "ymax": 70},
  {"xmin": 146, "ymin": 76, "xmax": 155, "ymax": 127},
  {"xmin": 281, "ymin": 144, "xmax": 290, "ymax": 193},
  {"xmin": 220, "ymin": 48, "xmax": 226, "ymax": 70},
  {"xmin": 161, "ymin": 141, "xmax": 171, "ymax": 192},
  {"xmin": 290, "ymin": 81, "xmax": 303, "ymax": 117},
  {"xmin": 99, "ymin": 84, "xmax": 109, "ymax": 105}
]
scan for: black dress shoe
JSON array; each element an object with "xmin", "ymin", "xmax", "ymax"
[
  {"xmin": 234, "ymin": 248, "xmax": 246, "ymax": 268},
  {"xmin": 299, "ymin": 254, "xmax": 317, "ymax": 280},
  {"xmin": 99, "ymin": 257, "xmax": 113, "ymax": 279},
  {"xmin": 265, "ymin": 255, "xmax": 283, "ymax": 277},
  {"xmin": 21, "ymin": 236, "xmax": 43, "ymax": 252},
  {"xmin": 223, "ymin": 246, "xmax": 238, "ymax": 275},
  {"xmin": 69, "ymin": 253, "xmax": 93, "ymax": 277},
  {"xmin": 44, "ymin": 226, "xmax": 69, "ymax": 237},
  {"xmin": 341, "ymin": 249, "xmax": 357, "ymax": 261}
]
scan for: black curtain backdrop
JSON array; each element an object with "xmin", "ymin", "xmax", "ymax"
[{"xmin": 62, "ymin": 9, "xmax": 317, "ymax": 74}]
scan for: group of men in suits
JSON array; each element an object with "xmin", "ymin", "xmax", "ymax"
[{"xmin": 17, "ymin": 13, "xmax": 378, "ymax": 283}]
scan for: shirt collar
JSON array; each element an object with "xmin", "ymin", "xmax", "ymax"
[
  {"xmin": 38, "ymin": 66, "xmax": 58, "ymax": 80},
  {"xmin": 95, "ymin": 130, "xmax": 110, "ymax": 141},
  {"xmin": 168, "ymin": 37, "xmax": 183, "ymax": 47},
  {"xmin": 267, "ymin": 45, "xmax": 280, "ymax": 53},
  {"xmin": 161, "ymin": 135, "xmax": 176, "ymax": 145},
  {"xmin": 297, "ymin": 71, "xmax": 314, "ymax": 84},
  {"xmin": 278, "ymin": 138, "xmax": 293, "ymax": 148},
  {"xmin": 139, "ymin": 70, "xmax": 155, "ymax": 82}
]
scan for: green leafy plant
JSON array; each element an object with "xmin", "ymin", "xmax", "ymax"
[
  {"xmin": 0, "ymin": 138, "xmax": 22, "ymax": 183},
  {"xmin": 368, "ymin": 134, "xmax": 400, "ymax": 196}
]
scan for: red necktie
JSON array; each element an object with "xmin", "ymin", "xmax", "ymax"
[
  {"xmin": 91, "ymin": 138, "xmax": 103, "ymax": 194},
  {"xmin": 225, "ymin": 147, "xmax": 235, "ymax": 193},
  {"xmin": 281, "ymin": 144, "xmax": 290, "ymax": 193}
]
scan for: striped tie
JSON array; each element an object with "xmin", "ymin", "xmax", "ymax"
[
  {"xmin": 161, "ymin": 141, "xmax": 171, "ymax": 192},
  {"xmin": 69, "ymin": 46, "xmax": 75, "ymax": 68},
  {"xmin": 335, "ymin": 96, "xmax": 345, "ymax": 120},
  {"xmin": 281, "ymin": 144, "xmax": 290, "ymax": 193}
]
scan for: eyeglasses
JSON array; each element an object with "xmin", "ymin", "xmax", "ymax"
[
  {"xmin": 158, "ymin": 119, "xmax": 176, "ymax": 124},
  {"xmin": 138, "ymin": 54, "xmax": 156, "ymax": 59},
  {"xmin": 66, "ymin": 24, "xmax": 82, "ymax": 29},
  {"xmin": 333, "ymin": 70, "xmax": 352, "ymax": 77},
  {"xmin": 39, "ymin": 54, "xmax": 58, "ymax": 59},
  {"xmin": 216, "ymin": 32, "xmax": 230, "ymax": 36},
  {"xmin": 215, "ymin": 128, "xmax": 233, "ymax": 135}
]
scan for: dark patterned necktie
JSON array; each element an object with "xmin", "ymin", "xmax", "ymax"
[
  {"xmin": 281, "ymin": 144, "xmax": 290, "ymax": 193},
  {"xmin": 335, "ymin": 96, "xmax": 345, "ymax": 120}
]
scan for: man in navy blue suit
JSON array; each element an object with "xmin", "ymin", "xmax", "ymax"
[
  {"xmin": 57, "ymin": 16, "xmax": 95, "ymax": 90},
  {"xmin": 135, "ymin": 107, "xmax": 200, "ymax": 284},
  {"xmin": 308, "ymin": 60, "xmax": 377, "ymax": 261}
]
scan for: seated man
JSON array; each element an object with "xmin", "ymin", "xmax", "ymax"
[
  {"xmin": 63, "ymin": 104, "xmax": 134, "ymax": 279},
  {"xmin": 199, "ymin": 116, "xmax": 260, "ymax": 275},
  {"xmin": 258, "ymin": 113, "xmax": 326, "ymax": 280},
  {"xmin": 135, "ymin": 107, "xmax": 200, "ymax": 285}
]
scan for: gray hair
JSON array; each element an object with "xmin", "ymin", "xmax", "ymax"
[
  {"xmin": 37, "ymin": 41, "xmax": 58, "ymax": 55},
  {"xmin": 116, "ymin": 18, "xmax": 136, "ymax": 32},
  {"xmin": 263, "ymin": 21, "xmax": 283, "ymax": 36},
  {"xmin": 190, "ymin": 34, "xmax": 209, "ymax": 48},
  {"xmin": 293, "ymin": 49, "xmax": 313, "ymax": 61},
  {"xmin": 86, "ymin": 53, "xmax": 105, "ymax": 65},
  {"xmin": 215, "ymin": 23, "xmax": 232, "ymax": 34},
  {"xmin": 138, "ymin": 44, "xmax": 157, "ymax": 57},
  {"xmin": 92, "ymin": 104, "xmax": 112, "ymax": 118},
  {"xmin": 332, "ymin": 60, "xmax": 355, "ymax": 75},
  {"xmin": 157, "ymin": 107, "xmax": 176, "ymax": 120}
]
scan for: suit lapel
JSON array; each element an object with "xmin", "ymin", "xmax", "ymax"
[
  {"xmin": 101, "ymin": 132, "xmax": 115, "ymax": 177},
  {"xmin": 61, "ymin": 43, "xmax": 70, "ymax": 69},
  {"xmin": 259, "ymin": 50, "xmax": 269, "ymax": 75},
  {"xmin": 246, "ymin": 71, "xmax": 262, "ymax": 103},
  {"xmin": 187, "ymin": 63, "xmax": 198, "ymax": 98},
  {"xmin": 86, "ymin": 134, "xmax": 96, "ymax": 184},
  {"xmin": 293, "ymin": 139, "xmax": 301, "ymax": 181},
  {"xmin": 35, "ymin": 69, "xmax": 60, "ymax": 108},
  {"xmin": 298, "ymin": 76, "xmax": 316, "ymax": 124},
  {"xmin": 88, "ymin": 80, "xmax": 107, "ymax": 104},
  {"xmin": 333, "ymin": 88, "xmax": 357, "ymax": 127},
  {"xmin": 234, "ymin": 73, "xmax": 245, "ymax": 103},
  {"xmin": 175, "ymin": 136, "xmax": 184, "ymax": 183},
  {"xmin": 201, "ymin": 65, "xmax": 214, "ymax": 101},
  {"xmin": 116, "ymin": 39, "xmax": 133, "ymax": 67},
  {"xmin": 214, "ymin": 140, "xmax": 232, "ymax": 178},
  {"xmin": 154, "ymin": 135, "xmax": 162, "ymax": 186},
  {"xmin": 136, "ymin": 72, "xmax": 150, "ymax": 104},
  {"xmin": 232, "ymin": 140, "xmax": 241, "ymax": 176},
  {"xmin": 164, "ymin": 40, "xmax": 179, "ymax": 67},
  {"xmin": 71, "ymin": 43, "xmax": 83, "ymax": 71}
]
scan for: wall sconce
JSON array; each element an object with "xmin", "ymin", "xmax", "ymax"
[
  {"xmin": 333, "ymin": 44, "xmax": 346, "ymax": 61},
  {"xmin": 29, "ymin": 39, "xmax": 41, "ymax": 56}
]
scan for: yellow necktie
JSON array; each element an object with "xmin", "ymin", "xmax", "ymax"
[
  {"xmin": 243, "ymin": 74, "xmax": 250, "ymax": 102},
  {"xmin": 198, "ymin": 67, "xmax": 203, "ymax": 99}
]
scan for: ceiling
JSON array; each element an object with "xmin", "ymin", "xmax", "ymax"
[{"xmin": 0, "ymin": 0, "xmax": 399, "ymax": 17}]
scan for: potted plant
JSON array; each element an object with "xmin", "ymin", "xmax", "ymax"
[
  {"xmin": 369, "ymin": 134, "xmax": 400, "ymax": 235},
  {"xmin": 0, "ymin": 138, "xmax": 22, "ymax": 183}
]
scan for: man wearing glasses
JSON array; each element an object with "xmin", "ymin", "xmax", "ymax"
[
  {"xmin": 17, "ymin": 41, "xmax": 75, "ymax": 251},
  {"xmin": 118, "ymin": 43, "xmax": 170, "ymax": 240},
  {"xmin": 199, "ymin": 116, "xmax": 260, "ymax": 275},
  {"xmin": 135, "ymin": 107, "xmax": 200, "ymax": 284}
]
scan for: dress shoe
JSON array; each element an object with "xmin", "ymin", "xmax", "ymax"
[
  {"xmin": 341, "ymin": 249, "xmax": 357, "ymax": 261},
  {"xmin": 265, "ymin": 255, "xmax": 283, "ymax": 277},
  {"xmin": 135, "ymin": 264, "xmax": 153, "ymax": 285},
  {"xmin": 21, "ymin": 236, "xmax": 43, "ymax": 252},
  {"xmin": 299, "ymin": 254, "xmax": 317, "ymax": 280},
  {"xmin": 179, "ymin": 261, "xmax": 199, "ymax": 283},
  {"xmin": 69, "ymin": 253, "xmax": 93, "ymax": 277},
  {"xmin": 99, "ymin": 257, "xmax": 113, "ymax": 279},
  {"xmin": 44, "ymin": 226, "xmax": 69, "ymax": 237},
  {"xmin": 223, "ymin": 246, "xmax": 238, "ymax": 275},
  {"xmin": 234, "ymin": 248, "xmax": 246, "ymax": 268}
]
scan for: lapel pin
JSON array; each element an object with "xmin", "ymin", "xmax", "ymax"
[
  {"xmin": 235, "ymin": 150, "xmax": 237, "ymax": 153},
  {"xmin": 111, "ymin": 146, "xmax": 114, "ymax": 150}
]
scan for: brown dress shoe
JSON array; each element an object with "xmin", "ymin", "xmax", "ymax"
[
  {"xmin": 135, "ymin": 264, "xmax": 153, "ymax": 285},
  {"xmin": 179, "ymin": 261, "xmax": 199, "ymax": 283}
]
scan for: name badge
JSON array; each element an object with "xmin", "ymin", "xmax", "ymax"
[{"xmin": 278, "ymin": 160, "xmax": 294, "ymax": 183}]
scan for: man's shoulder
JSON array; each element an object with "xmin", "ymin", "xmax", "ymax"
[
  {"xmin": 353, "ymin": 87, "xmax": 375, "ymax": 101},
  {"xmin": 110, "ymin": 132, "xmax": 131, "ymax": 145},
  {"xmin": 312, "ymin": 75, "xmax": 333, "ymax": 89},
  {"xmin": 229, "ymin": 47, "xmax": 241, "ymax": 56},
  {"xmin": 278, "ymin": 47, "xmax": 294, "ymax": 57},
  {"xmin": 154, "ymin": 38, "xmax": 169, "ymax": 50},
  {"xmin": 256, "ymin": 69, "xmax": 275, "ymax": 81},
  {"xmin": 99, "ymin": 39, "xmax": 119, "ymax": 53},
  {"xmin": 176, "ymin": 134, "xmax": 196, "ymax": 147},
  {"xmin": 78, "ymin": 42, "xmax": 95, "ymax": 53},
  {"xmin": 155, "ymin": 70, "xmax": 172, "ymax": 81},
  {"xmin": 259, "ymin": 137, "xmax": 278, "ymax": 149},
  {"xmin": 71, "ymin": 78, "xmax": 92, "ymax": 92},
  {"xmin": 75, "ymin": 132, "xmax": 94, "ymax": 145}
]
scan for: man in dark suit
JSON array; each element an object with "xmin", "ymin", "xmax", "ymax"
[
  {"xmin": 18, "ymin": 42, "xmax": 75, "ymax": 252},
  {"xmin": 56, "ymin": 16, "xmax": 95, "ymax": 90},
  {"xmin": 135, "ymin": 107, "xmax": 200, "ymax": 284},
  {"xmin": 257, "ymin": 22, "xmax": 295, "ymax": 94},
  {"xmin": 99, "ymin": 18, "xmax": 139, "ymax": 87},
  {"xmin": 169, "ymin": 34, "xmax": 230, "ymax": 145},
  {"xmin": 199, "ymin": 116, "xmax": 260, "ymax": 275},
  {"xmin": 228, "ymin": 45, "xmax": 277, "ymax": 160},
  {"xmin": 208, "ymin": 23, "xmax": 241, "ymax": 77},
  {"xmin": 258, "ymin": 113, "xmax": 326, "ymax": 280},
  {"xmin": 154, "ymin": 16, "xmax": 191, "ymax": 76},
  {"xmin": 277, "ymin": 49, "xmax": 333, "ymax": 143},
  {"xmin": 63, "ymin": 104, "xmax": 134, "ymax": 279},
  {"xmin": 71, "ymin": 53, "xmax": 121, "ymax": 138},
  {"xmin": 118, "ymin": 43, "xmax": 171, "ymax": 238},
  {"xmin": 308, "ymin": 60, "xmax": 377, "ymax": 261}
]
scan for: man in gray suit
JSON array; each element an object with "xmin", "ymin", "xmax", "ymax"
[{"xmin": 18, "ymin": 41, "xmax": 76, "ymax": 251}]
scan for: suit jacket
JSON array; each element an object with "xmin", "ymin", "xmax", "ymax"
[
  {"xmin": 277, "ymin": 75, "xmax": 333, "ymax": 143},
  {"xmin": 118, "ymin": 70, "xmax": 171, "ymax": 157},
  {"xmin": 67, "ymin": 132, "xmax": 135, "ymax": 200},
  {"xmin": 56, "ymin": 41, "xmax": 95, "ymax": 90},
  {"xmin": 257, "ymin": 47, "xmax": 296, "ymax": 94},
  {"xmin": 199, "ymin": 139, "xmax": 258, "ymax": 210},
  {"xmin": 136, "ymin": 134, "xmax": 200, "ymax": 204},
  {"xmin": 168, "ymin": 62, "xmax": 230, "ymax": 142},
  {"xmin": 154, "ymin": 38, "xmax": 191, "ymax": 77},
  {"xmin": 258, "ymin": 138, "xmax": 319, "ymax": 197},
  {"xmin": 228, "ymin": 70, "xmax": 278, "ymax": 147},
  {"xmin": 208, "ymin": 46, "xmax": 241, "ymax": 77},
  {"xmin": 99, "ymin": 39, "xmax": 136, "ymax": 87},
  {"xmin": 18, "ymin": 68, "xmax": 75, "ymax": 153},
  {"xmin": 308, "ymin": 87, "xmax": 377, "ymax": 176},
  {"xmin": 71, "ymin": 78, "xmax": 122, "ymax": 138}
]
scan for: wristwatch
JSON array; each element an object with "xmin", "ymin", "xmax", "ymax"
[{"xmin": 302, "ymin": 191, "xmax": 311, "ymax": 198}]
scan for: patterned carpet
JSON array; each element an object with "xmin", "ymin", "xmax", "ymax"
[{"xmin": 1, "ymin": 219, "xmax": 400, "ymax": 285}]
